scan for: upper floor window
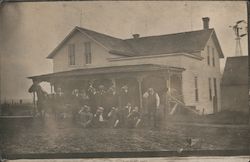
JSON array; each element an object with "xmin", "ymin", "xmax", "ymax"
[
  {"xmin": 212, "ymin": 48, "xmax": 215, "ymax": 67},
  {"xmin": 213, "ymin": 78, "xmax": 217, "ymax": 97},
  {"xmin": 84, "ymin": 42, "xmax": 91, "ymax": 64},
  {"xmin": 208, "ymin": 78, "xmax": 212, "ymax": 101},
  {"xmin": 194, "ymin": 76, "xmax": 199, "ymax": 102},
  {"xmin": 207, "ymin": 46, "xmax": 210, "ymax": 66},
  {"xmin": 68, "ymin": 44, "xmax": 75, "ymax": 65}
]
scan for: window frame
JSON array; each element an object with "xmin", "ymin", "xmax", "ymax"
[
  {"xmin": 207, "ymin": 46, "xmax": 210, "ymax": 66},
  {"xmin": 68, "ymin": 44, "xmax": 75, "ymax": 66},
  {"xmin": 194, "ymin": 76, "xmax": 199, "ymax": 102},
  {"xmin": 213, "ymin": 78, "xmax": 217, "ymax": 97},
  {"xmin": 208, "ymin": 78, "xmax": 212, "ymax": 101},
  {"xmin": 84, "ymin": 42, "xmax": 92, "ymax": 65},
  {"xmin": 212, "ymin": 48, "xmax": 215, "ymax": 67}
]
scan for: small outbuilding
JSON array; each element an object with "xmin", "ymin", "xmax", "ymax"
[{"xmin": 221, "ymin": 56, "xmax": 249, "ymax": 113}]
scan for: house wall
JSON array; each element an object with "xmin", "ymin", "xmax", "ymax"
[
  {"xmin": 53, "ymin": 31, "xmax": 120, "ymax": 72},
  {"xmin": 221, "ymin": 85, "xmax": 249, "ymax": 113},
  {"xmin": 108, "ymin": 37, "xmax": 221, "ymax": 114}
]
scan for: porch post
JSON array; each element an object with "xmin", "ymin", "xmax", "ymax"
[
  {"xmin": 111, "ymin": 78, "xmax": 116, "ymax": 88},
  {"xmin": 136, "ymin": 76, "xmax": 143, "ymax": 111},
  {"xmin": 164, "ymin": 71, "xmax": 171, "ymax": 117},
  {"xmin": 50, "ymin": 83, "xmax": 53, "ymax": 94},
  {"xmin": 168, "ymin": 71, "xmax": 171, "ymax": 94}
]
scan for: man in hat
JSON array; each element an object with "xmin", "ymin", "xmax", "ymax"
[
  {"xmin": 104, "ymin": 85, "xmax": 118, "ymax": 119},
  {"xmin": 78, "ymin": 105, "xmax": 93, "ymax": 128},
  {"xmin": 92, "ymin": 107, "xmax": 106, "ymax": 128},
  {"xmin": 127, "ymin": 106, "xmax": 142, "ymax": 128},
  {"xmin": 143, "ymin": 88, "xmax": 160, "ymax": 128}
]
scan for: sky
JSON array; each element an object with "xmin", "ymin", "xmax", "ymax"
[{"xmin": 0, "ymin": 1, "xmax": 248, "ymax": 102}]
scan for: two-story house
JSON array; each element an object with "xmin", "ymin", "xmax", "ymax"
[{"xmin": 29, "ymin": 17, "xmax": 224, "ymax": 115}]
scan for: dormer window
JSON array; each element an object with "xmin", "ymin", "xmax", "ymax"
[
  {"xmin": 68, "ymin": 44, "xmax": 75, "ymax": 65},
  {"xmin": 84, "ymin": 42, "xmax": 91, "ymax": 64}
]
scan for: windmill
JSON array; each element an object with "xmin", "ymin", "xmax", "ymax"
[{"xmin": 229, "ymin": 20, "xmax": 247, "ymax": 56}]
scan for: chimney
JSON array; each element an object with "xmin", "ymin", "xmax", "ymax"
[
  {"xmin": 202, "ymin": 17, "xmax": 210, "ymax": 30},
  {"xmin": 132, "ymin": 34, "xmax": 140, "ymax": 39}
]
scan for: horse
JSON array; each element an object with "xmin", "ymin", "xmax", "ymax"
[{"xmin": 28, "ymin": 82, "xmax": 48, "ymax": 118}]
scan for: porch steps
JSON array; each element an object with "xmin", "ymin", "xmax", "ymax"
[{"xmin": 169, "ymin": 95, "xmax": 200, "ymax": 115}]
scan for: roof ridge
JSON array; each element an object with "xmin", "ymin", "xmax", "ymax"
[
  {"xmin": 124, "ymin": 28, "xmax": 214, "ymax": 41},
  {"xmin": 76, "ymin": 26, "xmax": 124, "ymax": 41}
]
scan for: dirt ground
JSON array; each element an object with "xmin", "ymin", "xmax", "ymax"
[{"xmin": 1, "ymin": 116, "xmax": 250, "ymax": 155}]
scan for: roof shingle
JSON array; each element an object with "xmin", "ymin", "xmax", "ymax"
[{"xmin": 124, "ymin": 29, "xmax": 214, "ymax": 56}]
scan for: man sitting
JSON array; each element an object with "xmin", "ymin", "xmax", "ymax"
[
  {"xmin": 78, "ymin": 105, "xmax": 93, "ymax": 128},
  {"xmin": 107, "ymin": 107, "xmax": 119, "ymax": 128},
  {"xmin": 114, "ymin": 103, "xmax": 133, "ymax": 128},
  {"xmin": 92, "ymin": 107, "xmax": 107, "ymax": 128},
  {"xmin": 127, "ymin": 106, "xmax": 142, "ymax": 128}
]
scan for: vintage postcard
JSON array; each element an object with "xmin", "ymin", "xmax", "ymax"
[{"xmin": 0, "ymin": 1, "xmax": 249, "ymax": 161}]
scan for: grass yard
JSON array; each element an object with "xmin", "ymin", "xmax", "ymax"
[{"xmin": 1, "ymin": 116, "xmax": 249, "ymax": 155}]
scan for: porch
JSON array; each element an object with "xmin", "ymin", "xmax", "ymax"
[{"xmin": 28, "ymin": 64, "xmax": 185, "ymax": 116}]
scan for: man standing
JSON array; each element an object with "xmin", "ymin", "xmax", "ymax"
[
  {"xmin": 95, "ymin": 85, "xmax": 106, "ymax": 109},
  {"xmin": 87, "ymin": 83, "xmax": 97, "ymax": 114},
  {"xmin": 71, "ymin": 89, "xmax": 81, "ymax": 121},
  {"xmin": 143, "ymin": 88, "xmax": 160, "ymax": 129},
  {"xmin": 119, "ymin": 85, "xmax": 132, "ymax": 108},
  {"xmin": 105, "ymin": 86, "xmax": 118, "ymax": 119}
]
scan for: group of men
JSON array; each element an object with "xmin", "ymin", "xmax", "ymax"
[{"xmin": 45, "ymin": 83, "xmax": 161, "ymax": 129}]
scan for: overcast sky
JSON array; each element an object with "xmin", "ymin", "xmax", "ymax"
[{"xmin": 0, "ymin": 1, "xmax": 248, "ymax": 102}]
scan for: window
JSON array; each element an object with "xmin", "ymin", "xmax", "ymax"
[
  {"xmin": 208, "ymin": 78, "xmax": 212, "ymax": 101},
  {"xmin": 68, "ymin": 44, "xmax": 75, "ymax": 65},
  {"xmin": 207, "ymin": 46, "xmax": 210, "ymax": 65},
  {"xmin": 84, "ymin": 42, "xmax": 91, "ymax": 64},
  {"xmin": 213, "ymin": 78, "xmax": 217, "ymax": 97},
  {"xmin": 212, "ymin": 48, "xmax": 215, "ymax": 67},
  {"xmin": 194, "ymin": 76, "xmax": 199, "ymax": 101}
]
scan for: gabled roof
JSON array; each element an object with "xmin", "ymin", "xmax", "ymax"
[
  {"xmin": 47, "ymin": 26, "xmax": 224, "ymax": 59},
  {"xmin": 47, "ymin": 27, "xmax": 136, "ymax": 58},
  {"xmin": 222, "ymin": 56, "xmax": 248, "ymax": 86},
  {"xmin": 124, "ymin": 29, "xmax": 223, "ymax": 57}
]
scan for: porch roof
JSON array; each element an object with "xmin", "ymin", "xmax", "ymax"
[{"xmin": 28, "ymin": 64, "xmax": 185, "ymax": 82}]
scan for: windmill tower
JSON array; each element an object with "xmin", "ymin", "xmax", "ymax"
[{"xmin": 229, "ymin": 20, "xmax": 247, "ymax": 56}]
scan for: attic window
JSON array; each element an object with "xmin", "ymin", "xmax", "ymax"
[
  {"xmin": 84, "ymin": 42, "xmax": 91, "ymax": 64},
  {"xmin": 68, "ymin": 44, "xmax": 75, "ymax": 65}
]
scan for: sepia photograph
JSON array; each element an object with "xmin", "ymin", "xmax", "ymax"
[{"xmin": 0, "ymin": 1, "xmax": 249, "ymax": 161}]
